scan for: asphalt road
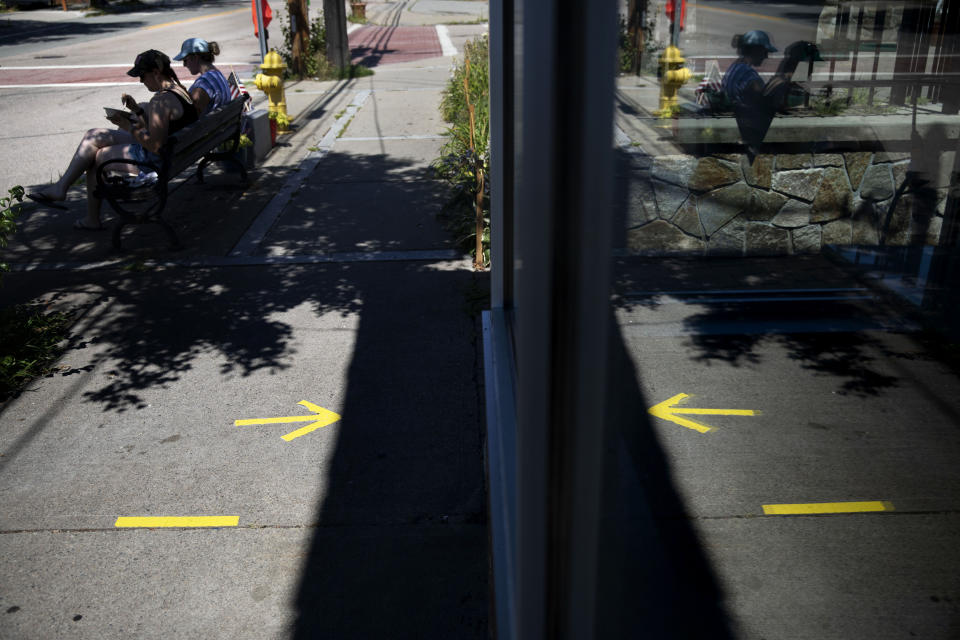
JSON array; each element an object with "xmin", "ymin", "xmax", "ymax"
[{"xmin": 0, "ymin": 0, "xmax": 272, "ymax": 197}]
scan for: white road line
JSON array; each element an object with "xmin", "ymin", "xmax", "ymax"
[
  {"xmin": 227, "ymin": 89, "xmax": 373, "ymax": 257},
  {"xmin": 0, "ymin": 83, "xmax": 139, "ymax": 89},
  {"xmin": 0, "ymin": 62, "xmax": 252, "ymax": 69},
  {"xmin": 436, "ymin": 25, "xmax": 458, "ymax": 57}
]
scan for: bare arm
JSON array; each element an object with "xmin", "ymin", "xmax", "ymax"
[
  {"xmin": 190, "ymin": 86, "xmax": 210, "ymax": 117},
  {"xmin": 129, "ymin": 92, "xmax": 180, "ymax": 153}
]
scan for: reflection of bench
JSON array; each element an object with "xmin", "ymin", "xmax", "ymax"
[{"xmin": 95, "ymin": 96, "xmax": 248, "ymax": 250}]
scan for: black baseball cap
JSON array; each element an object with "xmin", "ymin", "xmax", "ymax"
[{"xmin": 127, "ymin": 50, "xmax": 171, "ymax": 77}]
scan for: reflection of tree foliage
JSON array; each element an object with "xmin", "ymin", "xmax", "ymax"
[{"xmin": 612, "ymin": 256, "xmax": 933, "ymax": 397}]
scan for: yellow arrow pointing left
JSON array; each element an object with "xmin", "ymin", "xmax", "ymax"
[
  {"xmin": 648, "ymin": 393, "xmax": 756, "ymax": 433},
  {"xmin": 235, "ymin": 400, "xmax": 341, "ymax": 441}
]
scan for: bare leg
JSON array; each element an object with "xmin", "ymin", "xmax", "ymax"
[{"xmin": 37, "ymin": 128, "xmax": 134, "ymax": 201}]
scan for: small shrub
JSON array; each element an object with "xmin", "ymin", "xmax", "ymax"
[
  {"xmin": 268, "ymin": 109, "xmax": 292, "ymax": 130},
  {"xmin": 434, "ymin": 36, "xmax": 490, "ymax": 268},
  {"xmin": 0, "ymin": 185, "xmax": 24, "ymax": 286},
  {"xmin": 617, "ymin": 15, "xmax": 638, "ymax": 74},
  {"xmin": 811, "ymin": 92, "xmax": 847, "ymax": 116},
  {"xmin": 279, "ymin": 13, "xmax": 373, "ymax": 80},
  {"xmin": 279, "ymin": 12, "xmax": 329, "ymax": 79}
]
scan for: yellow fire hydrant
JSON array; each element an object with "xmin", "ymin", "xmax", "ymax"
[
  {"xmin": 254, "ymin": 50, "xmax": 289, "ymax": 130},
  {"xmin": 656, "ymin": 45, "xmax": 691, "ymax": 118}
]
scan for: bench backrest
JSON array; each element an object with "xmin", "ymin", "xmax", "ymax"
[{"xmin": 164, "ymin": 97, "xmax": 247, "ymax": 177}]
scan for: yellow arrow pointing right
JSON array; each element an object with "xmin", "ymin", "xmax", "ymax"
[
  {"xmin": 648, "ymin": 393, "xmax": 756, "ymax": 433},
  {"xmin": 235, "ymin": 400, "xmax": 341, "ymax": 441}
]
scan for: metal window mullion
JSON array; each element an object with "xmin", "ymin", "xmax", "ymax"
[
  {"xmin": 514, "ymin": 0, "xmax": 617, "ymax": 637},
  {"xmin": 514, "ymin": 0, "xmax": 557, "ymax": 637},
  {"xmin": 490, "ymin": 0, "xmax": 515, "ymax": 311}
]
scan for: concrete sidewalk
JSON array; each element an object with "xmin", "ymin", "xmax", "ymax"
[{"xmin": 0, "ymin": 25, "xmax": 491, "ymax": 639}]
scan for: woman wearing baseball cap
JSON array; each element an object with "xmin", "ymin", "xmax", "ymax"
[
  {"xmin": 174, "ymin": 37, "xmax": 231, "ymax": 115},
  {"xmin": 27, "ymin": 49, "xmax": 197, "ymax": 230},
  {"xmin": 721, "ymin": 31, "xmax": 822, "ymax": 157}
]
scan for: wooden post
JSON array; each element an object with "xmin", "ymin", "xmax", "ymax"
[
  {"xmin": 288, "ymin": 0, "xmax": 310, "ymax": 78},
  {"xmin": 627, "ymin": 0, "xmax": 642, "ymax": 74},
  {"xmin": 323, "ymin": 0, "xmax": 350, "ymax": 71}
]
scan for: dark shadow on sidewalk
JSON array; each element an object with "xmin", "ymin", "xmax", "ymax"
[
  {"xmin": 0, "ymin": 18, "xmax": 148, "ymax": 47},
  {"xmin": 596, "ymin": 313, "xmax": 735, "ymax": 638},
  {"xmin": 0, "ymin": 150, "xmax": 488, "ymax": 636}
]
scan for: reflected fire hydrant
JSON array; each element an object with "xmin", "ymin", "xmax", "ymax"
[
  {"xmin": 656, "ymin": 45, "xmax": 691, "ymax": 118},
  {"xmin": 254, "ymin": 50, "xmax": 289, "ymax": 130}
]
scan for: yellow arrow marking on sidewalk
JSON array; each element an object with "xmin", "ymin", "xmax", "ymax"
[
  {"xmin": 763, "ymin": 501, "xmax": 894, "ymax": 515},
  {"xmin": 648, "ymin": 393, "xmax": 756, "ymax": 433},
  {"xmin": 234, "ymin": 400, "xmax": 341, "ymax": 441},
  {"xmin": 115, "ymin": 516, "xmax": 239, "ymax": 528}
]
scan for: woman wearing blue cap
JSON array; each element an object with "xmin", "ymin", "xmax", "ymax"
[
  {"xmin": 174, "ymin": 38, "xmax": 231, "ymax": 116},
  {"xmin": 721, "ymin": 31, "xmax": 820, "ymax": 157},
  {"xmin": 721, "ymin": 31, "xmax": 778, "ymax": 113}
]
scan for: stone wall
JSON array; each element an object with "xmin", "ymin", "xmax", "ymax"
[{"xmin": 622, "ymin": 150, "xmax": 948, "ymax": 255}]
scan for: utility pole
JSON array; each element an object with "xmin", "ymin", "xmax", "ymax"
[
  {"xmin": 288, "ymin": 0, "xmax": 310, "ymax": 77},
  {"xmin": 323, "ymin": 0, "xmax": 349, "ymax": 71}
]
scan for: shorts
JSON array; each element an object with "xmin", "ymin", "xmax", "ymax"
[{"xmin": 129, "ymin": 143, "xmax": 162, "ymax": 170}]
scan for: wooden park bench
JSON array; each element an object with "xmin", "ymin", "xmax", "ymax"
[{"xmin": 95, "ymin": 96, "xmax": 249, "ymax": 250}]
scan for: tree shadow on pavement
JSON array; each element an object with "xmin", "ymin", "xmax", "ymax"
[
  {"xmin": 0, "ymin": 150, "xmax": 488, "ymax": 636},
  {"xmin": 0, "ymin": 18, "xmax": 149, "ymax": 47}
]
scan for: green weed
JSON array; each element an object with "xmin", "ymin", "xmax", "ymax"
[
  {"xmin": 0, "ymin": 186, "xmax": 24, "ymax": 286},
  {"xmin": 0, "ymin": 303, "xmax": 72, "ymax": 402},
  {"xmin": 433, "ymin": 35, "xmax": 490, "ymax": 268}
]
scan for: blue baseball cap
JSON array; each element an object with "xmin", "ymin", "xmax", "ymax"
[
  {"xmin": 173, "ymin": 38, "xmax": 210, "ymax": 61},
  {"xmin": 742, "ymin": 30, "xmax": 777, "ymax": 53}
]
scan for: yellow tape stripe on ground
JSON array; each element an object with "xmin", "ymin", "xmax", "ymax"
[
  {"xmin": 115, "ymin": 516, "xmax": 240, "ymax": 528},
  {"xmin": 762, "ymin": 501, "xmax": 894, "ymax": 515}
]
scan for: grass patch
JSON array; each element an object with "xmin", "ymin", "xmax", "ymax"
[
  {"xmin": 336, "ymin": 114, "xmax": 356, "ymax": 137},
  {"xmin": 444, "ymin": 17, "xmax": 488, "ymax": 25},
  {"xmin": 0, "ymin": 302, "xmax": 73, "ymax": 402},
  {"xmin": 335, "ymin": 64, "xmax": 373, "ymax": 79}
]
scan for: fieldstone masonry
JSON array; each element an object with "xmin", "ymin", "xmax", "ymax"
[{"xmin": 623, "ymin": 150, "xmax": 947, "ymax": 255}]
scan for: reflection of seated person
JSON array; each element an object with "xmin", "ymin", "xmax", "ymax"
[{"xmin": 722, "ymin": 31, "xmax": 820, "ymax": 157}]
